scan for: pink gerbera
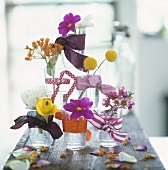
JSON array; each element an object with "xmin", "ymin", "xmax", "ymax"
[{"xmin": 58, "ymin": 13, "xmax": 81, "ymax": 36}]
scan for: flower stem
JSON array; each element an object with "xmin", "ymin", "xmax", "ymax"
[
  {"xmin": 38, "ymin": 128, "xmax": 43, "ymax": 134},
  {"xmin": 78, "ymin": 71, "xmax": 89, "ymax": 100},
  {"xmin": 78, "ymin": 90, "xmax": 86, "ymax": 100},
  {"xmin": 93, "ymin": 59, "xmax": 106, "ymax": 75}
]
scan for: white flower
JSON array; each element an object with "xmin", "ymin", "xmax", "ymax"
[
  {"xmin": 21, "ymin": 86, "xmax": 47, "ymax": 109},
  {"xmin": 76, "ymin": 14, "xmax": 94, "ymax": 29},
  {"xmin": 5, "ymin": 159, "xmax": 30, "ymax": 170},
  {"xmin": 118, "ymin": 152, "xmax": 137, "ymax": 163}
]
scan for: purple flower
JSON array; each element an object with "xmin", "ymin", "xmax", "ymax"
[
  {"xmin": 58, "ymin": 13, "xmax": 81, "ymax": 36},
  {"xmin": 63, "ymin": 97, "xmax": 93, "ymax": 119}
]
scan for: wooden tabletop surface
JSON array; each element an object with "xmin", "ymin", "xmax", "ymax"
[{"xmin": 3, "ymin": 113, "xmax": 165, "ymax": 170}]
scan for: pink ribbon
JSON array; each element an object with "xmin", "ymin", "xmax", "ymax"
[
  {"xmin": 51, "ymin": 70, "xmax": 77, "ymax": 103},
  {"xmin": 88, "ymin": 111, "xmax": 127, "ymax": 143},
  {"xmin": 45, "ymin": 78, "xmax": 70, "ymax": 85},
  {"xmin": 76, "ymin": 75, "xmax": 115, "ymax": 95}
]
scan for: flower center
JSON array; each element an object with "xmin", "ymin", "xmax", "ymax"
[
  {"xmin": 76, "ymin": 106, "xmax": 82, "ymax": 111},
  {"xmin": 67, "ymin": 23, "xmax": 72, "ymax": 28},
  {"xmin": 121, "ymin": 100, "xmax": 127, "ymax": 106}
]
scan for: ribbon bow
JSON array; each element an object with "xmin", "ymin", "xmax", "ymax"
[
  {"xmin": 55, "ymin": 34, "xmax": 88, "ymax": 72},
  {"xmin": 76, "ymin": 75, "xmax": 115, "ymax": 95},
  {"xmin": 89, "ymin": 111, "xmax": 127, "ymax": 143},
  {"xmin": 10, "ymin": 115, "xmax": 63, "ymax": 140}
]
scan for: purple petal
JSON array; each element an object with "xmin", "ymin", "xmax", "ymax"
[
  {"xmin": 80, "ymin": 97, "xmax": 93, "ymax": 109},
  {"xmin": 36, "ymin": 160, "xmax": 51, "ymax": 166},
  {"xmin": 64, "ymin": 13, "xmax": 73, "ymax": 23},
  {"xmin": 72, "ymin": 15, "xmax": 81, "ymax": 23},
  {"xmin": 22, "ymin": 146, "xmax": 33, "ymax": 151},
  {"xmin": 63, "ymin": 103, "xmax": 77, "ymax": 112},
  {"xmin": 58, "ymin": 27, "xmax": 69, "ymax": 36},
  {"xmin": 111, "ymin": 162, "xmax": 123, "ymax": 168},
  {"xmin": 70, "ymin": 111, "xmax": 82, "ymax": 119},
  {"xmin": 128, "ymin": 137, "xmax": 131, "ymax": 141},
  {"xmin": 70, "ymin": 99, "xmax": 81, "ymax": 107},
  {"xmin": 59, "ymin": 21, "xmax": 67, "ymax": 27},
  {"xmin": 82, "ymin": 110, "xmax": 93, "ymax": 119},
  {"xmin": 114, "ymin": 150, "xmax": 122, "ymax": 154},
  {"xmin": 134, "ymin": 145, "xmax": 147, "ymax": 151}
]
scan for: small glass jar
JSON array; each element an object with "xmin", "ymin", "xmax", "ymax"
[
  {"xmin": 99, "ymin": 111, "xmax": 123, "ymax": 148},
  {"xmin": 27, "ymin": 109, "xmax": 53, "ymax": 148},
  {"xmin": 62, "ymin": 119, "xmax": 87, "ymax": 150},
  {"xmin": 28, "ymin": 127, "xmax": 53, "ymax": 148}
]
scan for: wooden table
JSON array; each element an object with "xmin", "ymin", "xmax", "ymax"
[{"xmin": 3, "ymin": 113, "xmax": 165, "ymax": 170}]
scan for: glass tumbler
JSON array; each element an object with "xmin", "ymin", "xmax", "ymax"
[{"xmin": 62, "ymin": 119, "xmax": 87, "ymax": 150}]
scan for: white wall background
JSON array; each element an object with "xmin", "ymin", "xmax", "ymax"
[{"xmin": 116, "ymin": 0, "xmax": 168, "ymax": 136}]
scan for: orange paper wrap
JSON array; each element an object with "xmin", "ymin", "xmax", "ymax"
[{"xmin": 62, "ymin": 119, "xmax": 87, "ymax": 133}]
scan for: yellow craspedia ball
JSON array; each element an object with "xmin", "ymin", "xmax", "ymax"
[
  {"xmin": 105, "ymin": 50, "xmax": 117, "ymax": 62},
  {"xmin": 84, "ymin": 57, "xmax": 97, "ymax": 70}
]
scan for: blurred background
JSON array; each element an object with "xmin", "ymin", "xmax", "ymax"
[{"xmin": 1, "ymin": 0, "xmax": 168, "ymax": 167}]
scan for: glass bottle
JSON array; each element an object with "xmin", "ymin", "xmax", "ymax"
[{"xmin": 112, "ymin": 21, "xmax": 135, "ymax": 92}]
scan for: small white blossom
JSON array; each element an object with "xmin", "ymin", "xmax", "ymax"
[
  {"xmin": 21, "ymin": 86, "xmax": 47, "ymax": 109},
  {"xmin": 76, "ymin": 14, "xmax": 94, "ymax": 29}
]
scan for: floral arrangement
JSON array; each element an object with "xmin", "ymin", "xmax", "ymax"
[
  {"xmin": 8, "ymin": 12, "xmax": 136, "ymax": 170},
  {"xmin": 24, "ymin": 38, "xmax": 63, "ymax": 76},
  {"xmin": 102, "ymin": 86, "xmax": 135, "ymax": 116},
  {"xmin": 58, "ymin": 13, "xmax": 93, "ymax": 35},
  {"xmin": 11, "ymin": 86, "xmax": 63, "ymax": 139}
]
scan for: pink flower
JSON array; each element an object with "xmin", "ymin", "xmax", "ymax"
[
  {"xmin": 108, "ymin": 91, "xmax": 118, "ymax": 100},
  {"xmin": 58, "ymin": 13, "xmax": 81, "ymax": 36},
  {"xmin": 118, "ymin": 86, "xmax": 128, "ymax": 97},
  {"xmin": 63, "ymin": 97, "xmax": 93, "ymax": 119},
  {"xmin": 102, "ymin": 98, "xmax": 110, "ymax": 107},
  {"xmin": 112, "ymin": 105, "xmax": 118, "ymax": 111},
  {"xmin": 127, "ymin": 101, "xmax": 135, "ymax": 110}
]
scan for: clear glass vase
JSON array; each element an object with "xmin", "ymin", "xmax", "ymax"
[
  {"xmin": 27, "ymin": 109, "xmax": 53, "ymax": 148},
  {"xmin": 62, "ymin": 119, "xmax": 87, "ymax": 150},
  {"xmin": 28, "ymin": 127, "xmax": 53, "ymax": 148},
  {"xmin": 99, "ymin": 111, "xmax": 123, "ymax": 148},
  {"xmin": 99, "ymin": 130, "xmax": 118, "ymax": 148}
]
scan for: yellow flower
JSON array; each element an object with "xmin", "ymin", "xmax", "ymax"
[
  {"xmin": 84, "ymin": 57, "xmax": 97, "ymax": 70},
  {"xmin": 36, "ymin": 98, "xmax": 57, "ymax": 117},
  {"xmin": 105, "ymin": 50, "xmax": 117, "ymax": 62}
]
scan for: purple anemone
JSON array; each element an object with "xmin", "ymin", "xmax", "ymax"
[
  {"xmin": 58, "ymin": 13, "xmax": 81, "ymax": 36},
  {"xmin": 63, "ymin": 97, "xmax": 93, "ymax": 119}
]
